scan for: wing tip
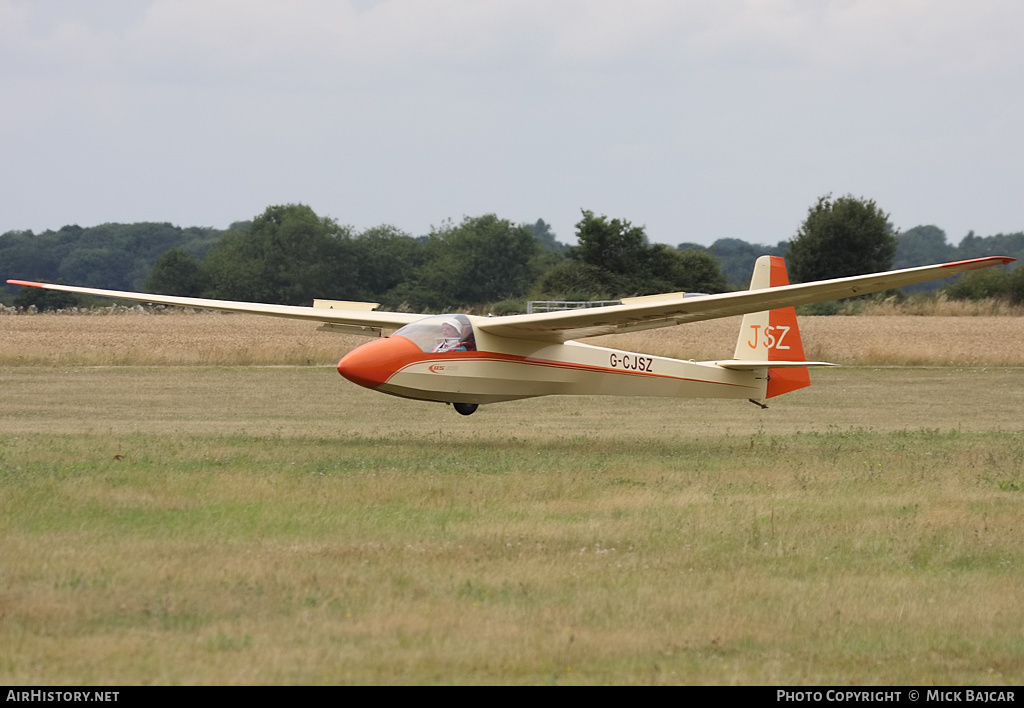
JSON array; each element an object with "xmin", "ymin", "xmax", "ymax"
[
  {"xmin": 940, "ymin": 256, "xmax": 1015, "ymax": 269},
  {"xmin": 6, "ymin": 279, "xmax": 43, "ymax": 287}
]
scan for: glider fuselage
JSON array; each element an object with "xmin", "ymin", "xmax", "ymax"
[{"xmin": 337, "ymin": 320, "xmax": 766, "ymax": 405}]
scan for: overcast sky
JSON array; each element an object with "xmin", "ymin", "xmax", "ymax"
[{"xmin": 2, "ymin": 0, "xmax": 1021, "ymax": 247}]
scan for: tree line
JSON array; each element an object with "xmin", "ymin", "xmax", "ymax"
[
  {"xmin": 3, "ymin": 198, "xmax": 1022, "ymax": 311},
  {"xmin": 1, "ymin": 206, "xmax": 730, "ymax": 311}
]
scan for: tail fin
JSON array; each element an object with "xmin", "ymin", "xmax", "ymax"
[{"xmin": 733, "ymin": 256, "xmax": 811, "ymax": 398}]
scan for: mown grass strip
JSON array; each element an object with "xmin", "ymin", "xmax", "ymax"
[{"xmin": 2, "ymin": 424, "xmax": 1022, "ymax": 684}]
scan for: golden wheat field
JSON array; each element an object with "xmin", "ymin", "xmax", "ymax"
[
  {"xmin": 2, "ymin": 310, "xmax": 1024, "ymax": 685},
  {"xmin": 4, "ymin": 308, "xmax": 1024, "ymax": 366}
]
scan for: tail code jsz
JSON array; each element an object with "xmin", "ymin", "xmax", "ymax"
[{"xmin": 746, "ymin": 324, "xmax": 791, "ymax": 350}]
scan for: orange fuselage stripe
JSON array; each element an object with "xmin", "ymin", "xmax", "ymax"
[{"xmin": 384, "ymin": 348, "xmax": 748, "ymax": 389}]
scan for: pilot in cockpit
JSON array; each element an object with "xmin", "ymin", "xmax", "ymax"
[{"xmin": 433, "ymin": 318, "xmax": 474, "ymax": 353}]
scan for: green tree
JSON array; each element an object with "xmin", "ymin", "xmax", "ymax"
[
  {"xmin": 893, "ymin": 225, "xmax": 956, "ymax": 293},
  {"xmin": 397, "ymin": 215, "xmax": 540, "ymax": 310},
  {"xmin": 58, "ymin": 248, "xmax": 133, "ymax": 289},
  {"xmin": 199, "ymin": 228, "xmax": 274, "ymax": 302},
  {"xmin": 547, "ymin": 210, "xmax": 729, "ymax": 298},
  {"xmin": 572, "ymin": 210, "xmax": 649, "ymax": 278},
  {"xmin": 786, "ymin": 194, "xmax": 898, "ymax": 283},
  {"xmin": 1, "ymin": 227, "xmax": 79, "ymax": 292},
  {"xmin": 350, "ymin": 225, "xmax": 424, "ymax": 305},
  {"xmin": 200, "ymin": 204, "xmax": 357, "ymax": 305},
  {"xmin": 648, "ymin": 246, "xmax": 729, "ymax": 293},
  {"xmin": 894, "ymin": 225, "xmax": 953, "ymax": 268},
  {"xmin": 534, "ymin": 261, "xmax": 620, "ymax": 300},
  {"xmin": 706, "ymin": 238, "xmax": 787, "ymax": 288},
  {"xmin": 146, "ymin": 248, "xmax": 207, "ymax": 296},
  {"xmin": 956, "ymin": 231, "xmax": 1024, "ymax": 262},
  {"xmin": 527, "ymin": 218, "xmax": 566, "ymax": 252},
  {"xmin": 2, "ymin": 222, "xmax": 225, "ymax": 298}
]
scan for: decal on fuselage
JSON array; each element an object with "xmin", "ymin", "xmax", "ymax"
[
  {"xmin": 609, "ymin": 353, "xmax": 654, "ymax": 372},
  {"xmin": 746, "ymin": 324, "xmax": 791, "ymax": 350}
]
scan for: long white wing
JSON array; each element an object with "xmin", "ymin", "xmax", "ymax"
[
  {"xmin": 8, "ymin": 256, "xmax": 1012, "ymax": 343},
  {"xmin": 474, "ymin": 257, "xmax": 1014, "ymax": 342},
  {"xmin": 5, "ymin": 280, "xmax": 424, "ymax": 331}
]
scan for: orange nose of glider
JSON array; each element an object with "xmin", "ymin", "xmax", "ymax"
[{"xmin": 337, "ymin": 336, "xmax": 423, "ymax": 389}]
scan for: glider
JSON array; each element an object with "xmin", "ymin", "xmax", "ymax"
[{"xmin": 8, "ymin": 255, "xmax": 1013, "ymax": 415}]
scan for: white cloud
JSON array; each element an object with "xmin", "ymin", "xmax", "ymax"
[
  {"xmin": 2, "ymin": 0, "xmax": 1022, "ymax": 241},
  {"xmin": 9, "ymin": 1, "xmax": 1023, "ymax": 84}
]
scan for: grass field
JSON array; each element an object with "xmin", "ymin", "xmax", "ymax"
[{"xmin": 1, "ymin": 313, "xmax": 1023, "ymax": 684}]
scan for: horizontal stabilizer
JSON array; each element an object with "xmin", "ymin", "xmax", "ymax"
[{"xmin": 713, "ymin": 360, "xmax": 838, "ymax": 371}]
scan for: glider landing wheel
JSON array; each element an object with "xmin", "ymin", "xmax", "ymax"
[{"xmin": 453, "ymin": 402, "xmax": 479, "ymax": 416}]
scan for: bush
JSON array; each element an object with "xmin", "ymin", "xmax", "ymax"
[
  {"xmin": 484, "ymin": 299, "xmax": 528, "ymax": 316},
  {"xmin": 795, "ymin": 300, "xmax": 844, "ymax": 316},
  {"xmin": 534, "ymin": 261, "xmax": 620, "ymax": 300},
  {"xmin": 13, "ymin": 282, "xmax": 81, "ymax": 311},
  {"xmin": 1008, "ymin": 267, "xmax": 1024, "ymax": 305},
  {"xmin": 943, "ymin": 268, "xmax": 1013, "ymax": 301}
]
